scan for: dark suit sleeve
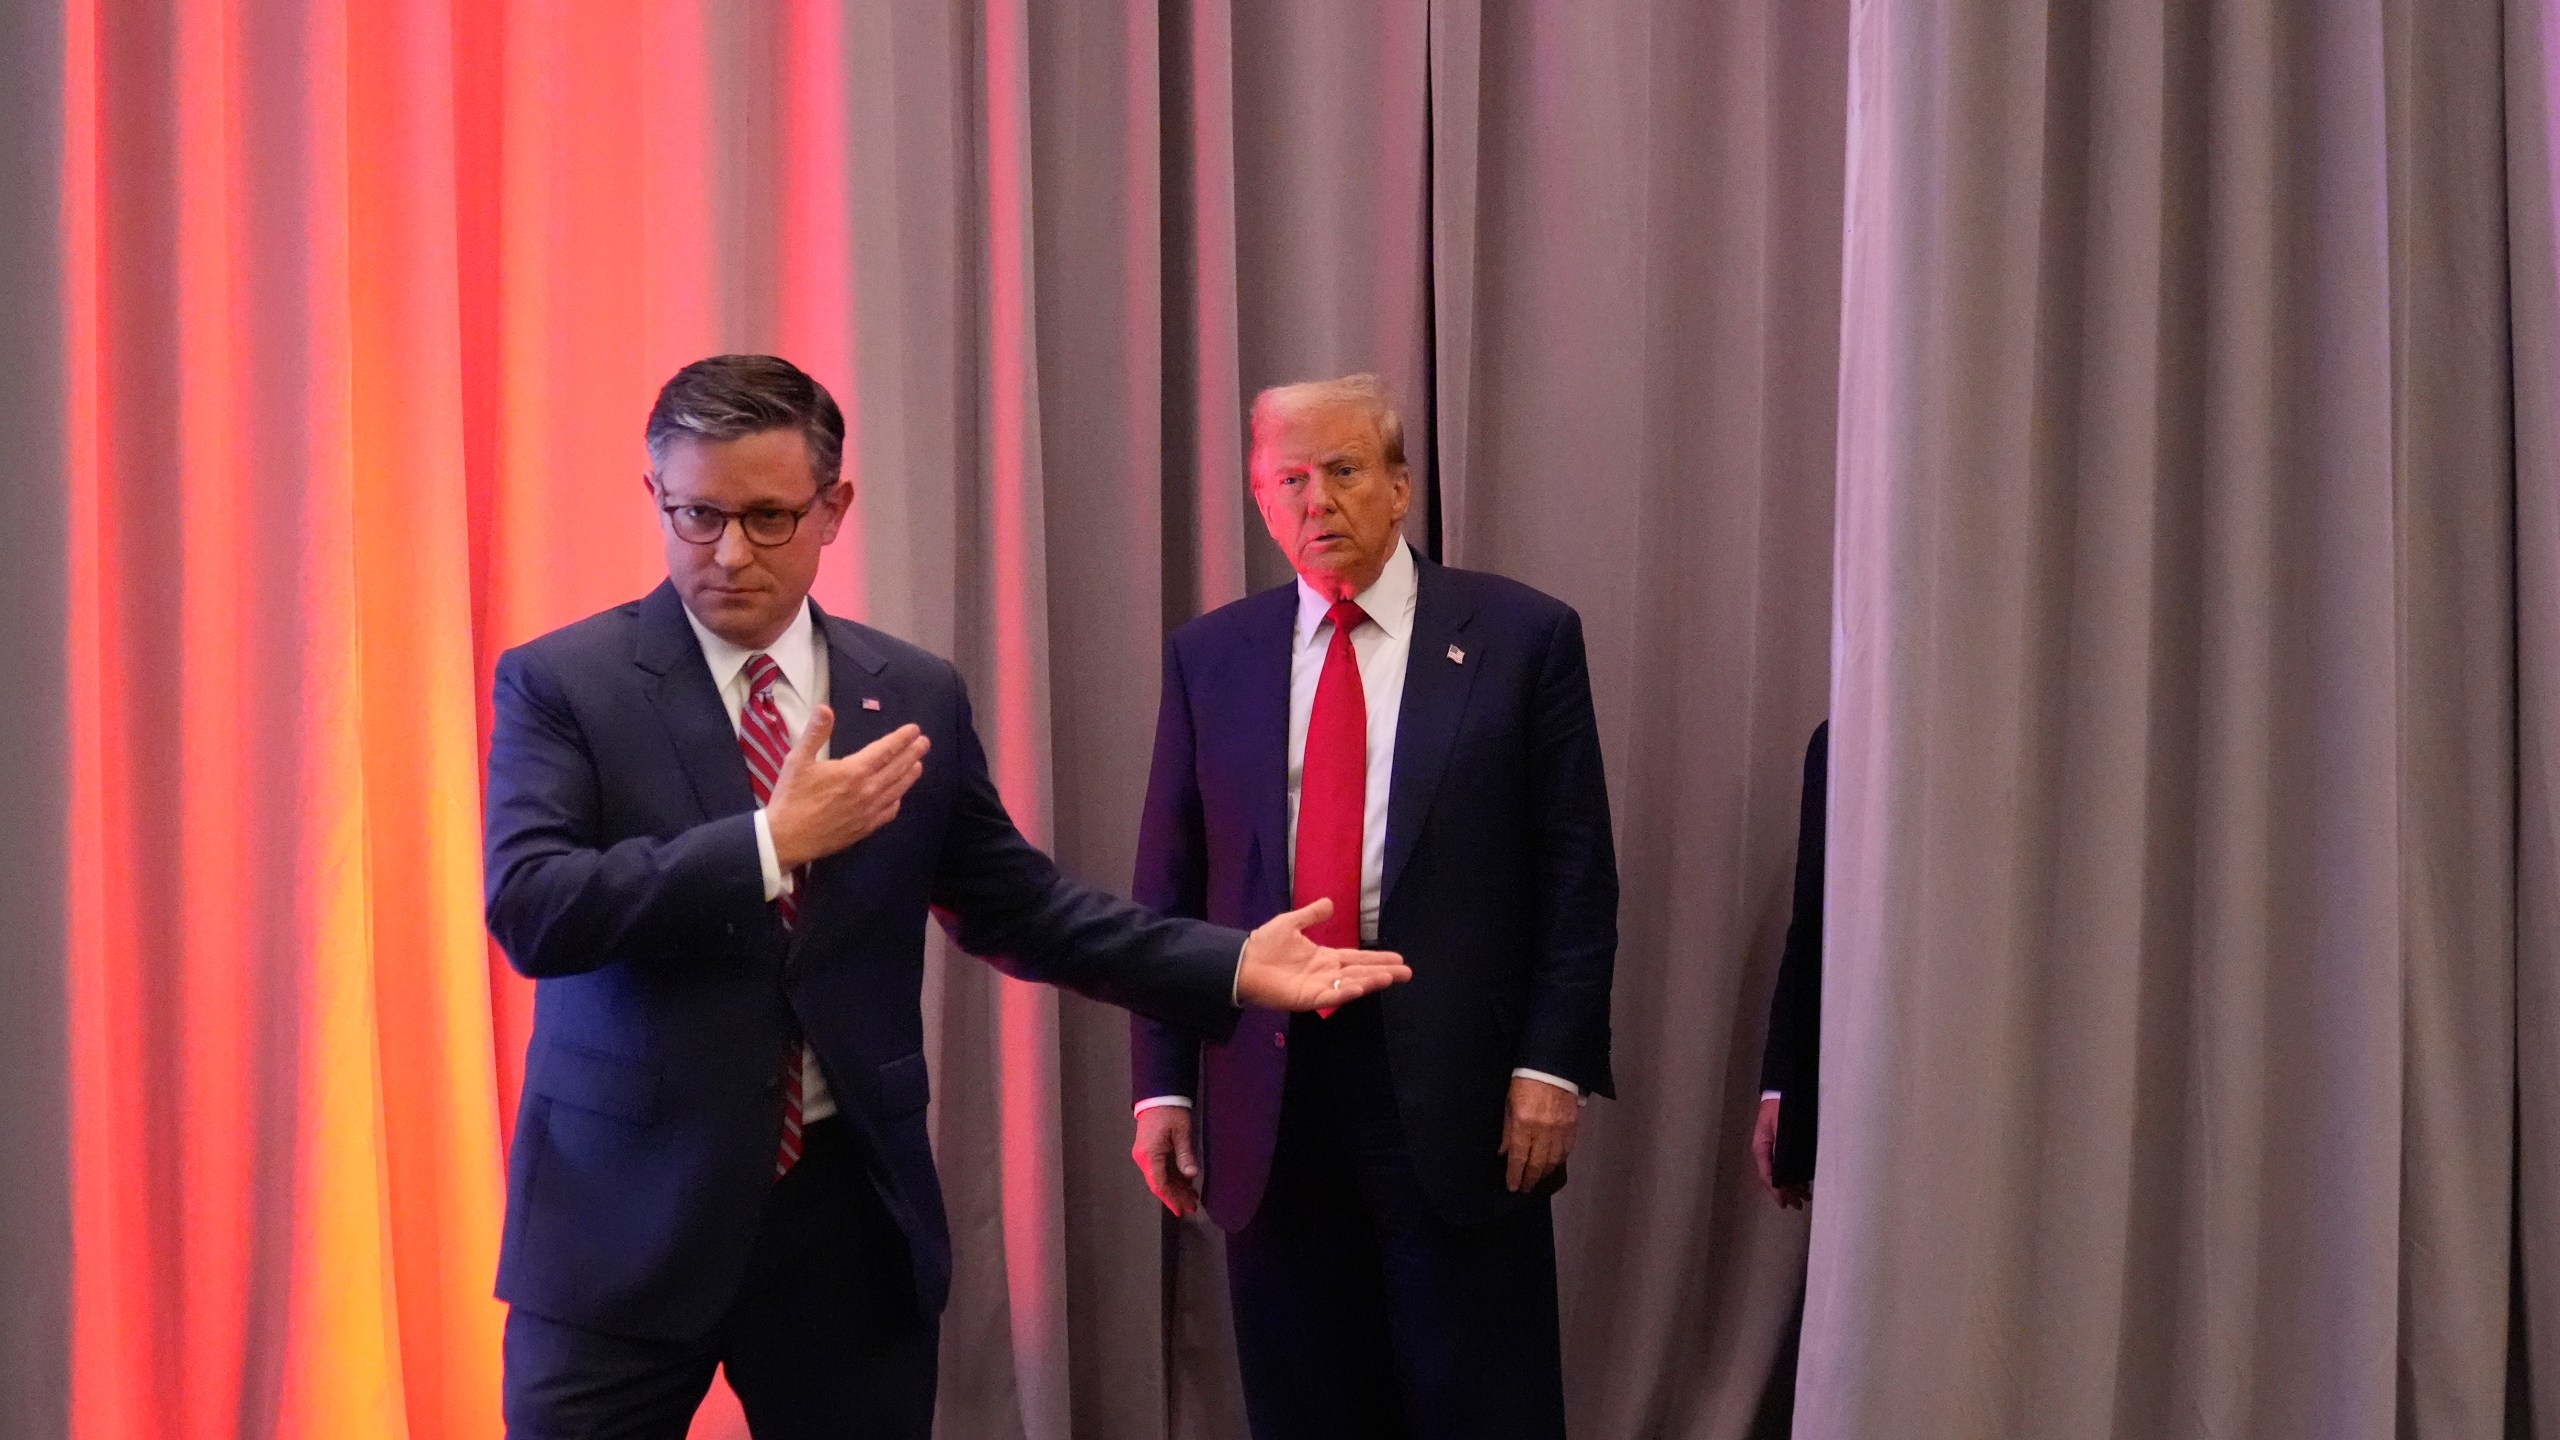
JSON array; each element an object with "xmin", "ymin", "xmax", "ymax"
[
  {"xmin": 1759, "ymin": 722, "xmax": 1827, "ymax": 1096},
  {"xmin": 1129, "ymin": 636, "xmax": 1209, "ymax": 1104},
  {"xmin": 483, "ymin": 645, "xmax": 767, "ymax": 979},
  {"xmin": 1513, "ymin": 605, "xmax": 1622, "ymax": 1097},
  {"xmin": 928, "ymin": 670, "xmax": 1244, "ymax": 1042},
  {"xmin": 1761, "ymin": 722, "xmax": 1826, "ymax": 1187}
]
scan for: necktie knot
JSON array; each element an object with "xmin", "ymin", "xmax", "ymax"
[
  {"xmin": 1326, "ymin": 599, "xmax": 1368, "ymax": 640},
  {"xmin": 744, "ymin": 651, "xmax": 783, "ymax": 700}
]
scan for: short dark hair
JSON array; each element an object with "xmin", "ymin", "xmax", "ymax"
[{"xmin": 645, "ymin": 354, "xmax": 846, "ymax": 488}]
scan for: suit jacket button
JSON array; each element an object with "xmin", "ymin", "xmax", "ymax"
[{"xmin": 1272, "ymin": 1031, "xmax": 1286, "ymax": 1049}]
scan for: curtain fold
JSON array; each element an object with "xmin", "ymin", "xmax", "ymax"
[
  {"xmin": 67, "ymin": 1, "xmax": 509, "ymax": 1436},
  {"xmin": 0, "ymin": 1, "xmax": 70, "ymax": 1437},
  {"xmin": 2506, "ymin": 4, "xmax": 2560, "ymax": 1433}
]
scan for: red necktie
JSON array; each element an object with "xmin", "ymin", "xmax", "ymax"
[
  {"xmin": 739, "ymin": 653, "xmax": 805, "ymax": 1177},
  {"xmin": 1295, "ymin": 601, "xmax": 1368, "ymax": 996}
]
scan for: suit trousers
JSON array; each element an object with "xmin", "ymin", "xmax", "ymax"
[
  {"xmin": 501, "ymin": 1117, "xmax": 938, "ymax": 1440},
  {"xmin": 1224, "ymin": 997, "xmax": 1568, "ymax": 1440}
]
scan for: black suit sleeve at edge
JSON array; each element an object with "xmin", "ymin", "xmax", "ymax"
[
  {"xmin": 1129, "ymin": 635, "xmax": 1211, "ymax": 1105},
  {"xmin": 1760, "ymin": 721, "xmax": 1827, "ymax": 1187},
  {"xmin": 1513, "ymin": 605, "xmax": 1621, "ymax": 1099}
]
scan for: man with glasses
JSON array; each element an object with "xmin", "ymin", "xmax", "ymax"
[{"xmin": 483, "ymin": 354, "xmax": 1410, "ymax": 1438}]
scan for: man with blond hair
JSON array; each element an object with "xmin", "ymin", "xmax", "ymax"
[{"xmin": 1130, "ymin": 374, "xmax": 1618, "ymax": 1437}]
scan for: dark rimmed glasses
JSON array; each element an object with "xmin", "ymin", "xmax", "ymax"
[{"xmin": 658, "ymin": 486, "xmax": 834, "ymax": 547}]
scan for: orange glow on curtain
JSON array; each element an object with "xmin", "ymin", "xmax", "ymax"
[
  {"xmin": 67, "ymin": 0, "xmax": 510, "ymax": 1435},
  {"xmin": 65, "ymin": 4, "xmax": 930, "ymax": 1436}
]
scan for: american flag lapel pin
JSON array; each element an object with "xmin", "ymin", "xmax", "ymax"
[
  {"xmin": 1447, "ymin": 645, "xmax": 1466, "ymax": 665},
  {"xmin": 861, "ymin": 697, "xmax": 883, "ymax": 711}
]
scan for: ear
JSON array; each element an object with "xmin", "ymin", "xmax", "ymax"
[
  {"xmin": 812, "ymin": 479, "xmax": 855, "ymax": 544},
  {"xmin": 1389, "ymin": 464, "xmax": 1413, "ymax": 525},
  {"xmin": 642, "ymin": 471, "xmax": 661, "ymax": 501},
  {"xmin": 1248, "ymin": 472, "xmax": 1288, "ymax": 531}
]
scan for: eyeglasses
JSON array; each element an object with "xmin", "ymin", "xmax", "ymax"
[{"xmin": 657, "ymin": 487, "xmax": 834, "ymax": 547}]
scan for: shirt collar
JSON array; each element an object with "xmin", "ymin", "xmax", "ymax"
[
  {"xmin": 1294, "ymin": 540, "xmax": 1418, "ymax": 648},
  {"xmin": 682, "ymin": 596, "xmax": 822, "ymax": 703}
]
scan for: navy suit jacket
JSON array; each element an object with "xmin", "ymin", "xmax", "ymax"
[
  {"xmin": 1130, "ymin": 553, "xmax": 1618, "ymax": 1230},
  {"xmin": 485, "ymin": 582, "xmax": 1247, "ymax": 1341}
]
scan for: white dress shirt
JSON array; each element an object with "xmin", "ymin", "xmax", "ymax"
[
  {"xmin": 1138, "ymin": 543, "xmax": 1577, "ymax": 1114},
  {"xmin": 683, "ymin": 598, "xmax": 836, "ymax": 1125}
]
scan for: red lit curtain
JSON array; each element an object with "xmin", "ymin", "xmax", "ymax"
[{"xmin": 52, "ymin": 2, "xmax": 1846, "ymax": 1438}]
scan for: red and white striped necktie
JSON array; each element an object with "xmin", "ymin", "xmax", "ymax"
[{"xmin": 739, "ymin": 653, "xmax": 805, "ymax": 1177}]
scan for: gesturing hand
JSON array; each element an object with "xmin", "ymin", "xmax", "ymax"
[
  {"xmin": 765, "ymin": 709, "xmax": 932, "ymax": 870},
  {"xmin": 1233, "ymin": 898, "xmax": 1412, "ymax": 1012},
  {"xmin": 1500, "ymin": 1075, "xmax": 1579, "ymax": 1193},
  {"xmin": 1131, "ymin": 1106, "xmax": 1201, "ymax": 1217}
]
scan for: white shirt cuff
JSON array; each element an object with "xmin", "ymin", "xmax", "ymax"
[
  {"xmin": 1762, "ymin": 1089, "xmax": 1782, "ymax": 1102},
  {"xmin": 1134, "ymin": 1095, "xmax": 1193, "ymax": 1116},
  {"xmin": 753, "ymin": 808, "xmax": 792, "ymax": 902},
  {"xmin": 1512, "ymin": 1068, "xmax": 1583, "ymax": 1102},
  {"xmin": 1231, "ymin": 940, "xmax": 1247, "ymax": 1006}
]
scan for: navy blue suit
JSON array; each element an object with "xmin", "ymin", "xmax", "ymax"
[
  {"xmin": 485, "ymin": 582, "xmax": 1245, "ymax": 1434},
  {"xmin": 1130, "ymin": 553, "xmax": 1617, "ymax": 1438}
]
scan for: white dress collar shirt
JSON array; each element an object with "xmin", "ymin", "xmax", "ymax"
[{"xmin": 683, "ymin": 596, "xmax": 837, "ymax": 1124}]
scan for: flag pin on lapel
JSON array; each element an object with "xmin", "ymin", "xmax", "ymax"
[
  {"xmin": 862, "ymin": 697, "xmax": 882, "ymax": 711},
  {"xmin": 1447, "ymin": 645, "xmax": 1466, "ymax": 665}
]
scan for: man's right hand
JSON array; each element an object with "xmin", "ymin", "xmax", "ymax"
[
  {"xmin": 1132, "ymin": 1106, "xmax": 1201, "ymax": 1218},
  {"xmin": 1753, "ymin": 1094, "xmax": 1808, "ymax": 1209},
  {"xmin": 766, "ymin": 709, "xmax": 931, "ymax": 870}
]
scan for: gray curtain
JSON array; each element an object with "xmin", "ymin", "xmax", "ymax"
[
  {"xmin": 2508, "ymin": 3, "xmax": 2560, "ymax": 1433},
  {"xmin": 1812, "ymin": 1, "xmax": 2541, "ymax": 1435},
  {"xmin": 0, "ymin": 1, "xmax": 68, "ymax": 1437}
]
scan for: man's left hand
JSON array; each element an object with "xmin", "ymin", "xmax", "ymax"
[
  {"xmin": 1500, "ymin": 1075, "xmax": 1580, "ymax": 1193},
  {"xmin": 1234, "ymin": 897, "xmax": 1412, "ymax": 1011}
]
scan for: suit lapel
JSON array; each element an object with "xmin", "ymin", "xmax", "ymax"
[
  {"xmin": 1382, "ymin": 558, "xmax": 1478, "ymax": 906},
  {"xmin": 794, "ymin": 605, "xmax": 899, "ymax": 936},
  {"xmin": 813, "ymin": 602, "xmax": 897, "ymax": 757},
  {"xmin": 635, "ymin": 582, "xmax": 758, "ymax": 823},
  {"xmin": 1238, "ymin": 586, "xmax": 1297, "ymax": 916}
]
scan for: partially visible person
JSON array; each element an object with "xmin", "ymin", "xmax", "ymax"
[
  {"xmin": 484, "ymin": 354, "xmax": 1410, "ymax": 1440},
  {"xmin": 1128, "ymin": 374, "xmax": 1619, "ymax": 1439},
  {"xmin": 1753, "ymin": 719, "xmax": 1827, "ymax": 1209}
]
